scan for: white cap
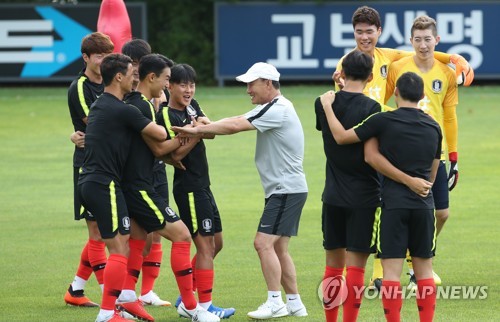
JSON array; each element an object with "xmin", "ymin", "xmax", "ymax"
[{"xmin": 236, "ymin": 62, "xmax": 280, "ymax": 83}]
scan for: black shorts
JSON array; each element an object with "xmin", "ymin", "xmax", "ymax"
[
  {"xmin": 123, "ymin": 189, "xmax": 180, "ymax": 234},
  {"xmin": 78, "ymin": 180, "xmax": 131, "ymax": 239},
  {"xmin": 432, "ymin": 162, "xmax": 449, "ymax": 210},
  {"xmin": 73, "ymin": 167, "xmax": 95, "ymax": 221},
  {"xmin": 258, "ymin": 193, "xmax": 307, "ymax": 236},
  {"xmin": 377, "ymin": 208, "xmax": 436, "ymax": 259},
  {"xmin": 173, "ymin": 187, "xmax": 222, "ymax": 236},
  {"xmin": 322, "ymin": 203, "xmax": 379, "ymax": 253},
  {"xmin": 153, "ymin": 164, "xmax": 169, "ymax": 204}
]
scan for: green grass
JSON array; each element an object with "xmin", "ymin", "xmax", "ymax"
[{"xmin": 0, "ymin": 85, "xmax": 498, "ymax": 321}]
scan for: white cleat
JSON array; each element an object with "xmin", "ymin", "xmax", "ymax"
[
  {"xmin": 177, "ymin": 302, "xmax": 220, "ymax": 322},
  {"xmin": 139, "ymin": 290, "xmax": 171, "ymax": 307},
  {"xmin": 286, "ymin": 303, "xmax": 308, "ymax": 317},
  {"xmin": 247, "ymin": 301, "xmax": 289, "ymax": 319}
]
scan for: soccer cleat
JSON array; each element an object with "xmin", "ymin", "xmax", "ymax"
[
  {"xmin": 64, "ymin": 284, "xmax": 99, "ymax": 307},
  {"xmin": 408, "ymin": 273, "xmax": 417, "ymax": 291},
  {"xmin": 207, "ymin": 304, "xmax": 236, "ymax": 319},
  {"xmin": 247, "ymin": 301, "xmax": 289, "ymax": 319},
  {"xmin": 368, "ymin": 278, "xmax": 383, "ymax": 292},
  {"xmin": 116, "ymin": 300, "xmax": 154, "ymax": 322},
  {"xmin": 286, "ymin": 303, "xmax": 308, "ymax": 317},
  {"xmin": 174, "ymin": 295, "xmax": 182, "ymax": 308},
  {"xmin": 95, "ymin": 311, "xmax": 134, "ymax": 322},
  {"xmin": 177, "ymin": 302, "xmax": 220, "ymax": 322},
  {"xmin": 433, "ymin": 271, "xmax": 442, "ymax": 286},
  {"xmin": 139, "ymin": 291, "xmax": 171, "ymax": 307}
]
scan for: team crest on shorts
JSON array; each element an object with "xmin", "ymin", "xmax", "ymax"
[
  {"xmin": 122, "ymin": 216, "xmax": 131, "ymax": 230},
  {"xmin": 380, "ymin": 65, "xmax": 388, "ymax": 78},
  {"xmin": 202, "ymin": 219, "xmax": 212, "ymax": 231},
  {"xmin": 432, "ymin": 79, "xmax": 443, "ymax": 93},
  {"xmin": 165, "ymin": 206, "xmax": 177, "ymax": 218}
]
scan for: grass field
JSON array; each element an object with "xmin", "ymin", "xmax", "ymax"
[{"xmin": 0, "ymin": 84, "xmax": 499, "ymax": 322}]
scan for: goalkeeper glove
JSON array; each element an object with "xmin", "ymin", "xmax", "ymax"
[
  {"xmin": 447, "ymin": 152, "xmax": 459, "ymax": 191},
  {"xmin": 450, "ymin": 54, "xmax": 475, "ymax": 86}
]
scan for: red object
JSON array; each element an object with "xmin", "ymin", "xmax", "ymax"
[{"xmin": 97, "ymin": 0, "xmax": 132, "ymax": 53}]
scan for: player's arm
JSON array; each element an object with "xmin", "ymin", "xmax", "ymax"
[
  {"xmin": 364, "ymin": 138, "xmax": 433, "ymax": 197},
  {"xmin": 172, "ymin": 115, "xmax": 255, "ymax": 137},
  {"xmin": 319, "ymin": 91, "xmax": 361, "ymax": 144},
  {"xmin": 443, "ymin": 103, "xmax": 459, "ymax": 190},
  {"xmin": 141, "ymin": 122, "xmax": 182, "ymax": 158}
]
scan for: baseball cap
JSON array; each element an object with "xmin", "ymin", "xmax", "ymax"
[{"xmin": 236, "ymin": 62, "xmax": 280, "ymax": 83}]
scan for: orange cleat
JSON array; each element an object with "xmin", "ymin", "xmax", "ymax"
[
  {"xmin": 64, "ymin": 285, "xmax": 99, "ymax": 307},
  {"xmin": 116, "ymin": 300, "xmax": 154, "ymax": 322}
]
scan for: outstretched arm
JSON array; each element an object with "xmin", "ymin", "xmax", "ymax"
[
  {"xmin": 364, "ymin": 137, "xmax": 433, "ymax": 197},
  {"xmin": 172, "ymin": 115, "xmax": 255, "ymax": 137}
]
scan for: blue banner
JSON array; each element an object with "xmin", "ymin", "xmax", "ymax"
[{"xmin": 215, "ymin": 2, "xmax": 497, "ymax": 83}]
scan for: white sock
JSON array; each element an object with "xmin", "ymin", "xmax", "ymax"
[
  {"xmin": 100, "ymin": 284, "xmax": 104, "ymax": 292},
  {"xmin": 286, "ymin": 293, "xmax": 303, "ymax": 307},
  {"xmin": 118, "ymin": 289, "xmax": 137, "ymax": 302},
  {"xmin": 200, "ymin": 301, "xmax": 212, "ymax": 310},
  {"xmin": 267, "ymin": 290, "xmax": 282, "ymax": 304},
  {"xmin": 71, "ymin": 276, "xmax": 87, "ymax": 291},
  {"xmin": 97, "ymin": 309, "xmax": 114, "ymax": 320}
]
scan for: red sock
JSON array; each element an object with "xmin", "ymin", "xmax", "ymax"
[
  {"xmin": 323, "ymin": 266, "xmax": 345, "ymax": 322},
  {"xmin": 191, "ymin": 255, "xmax": 197, "ymax": 292},
  {"xmin": 123, "ymin": 238, "xmax": 145, "ymax": 291},
  {"xmin": 76, "ymin": 242, "xmax": 93, "ymax": 282},
  {"xmin": 171, "ymin": 242, "xmax": 197, "ymax": 309},
  {"xmin": 343, "ymin": 266, "xmax": 365, "ymax": 322},
  {"xmin": 381, "ymin": 280, "xmax": 402, "ymax": 322},
  {"xmin": 196, "ymin": 269, "xmax": 214, "ymax": 304},
  {"xmin": 101, "ymin": 254, "xmax": 128, "ymax": 310},
  {"xmin": 141, "ymin": 243, "xmax": 162, "ymax": 296},
  {"xmin": 88, "ymin": 239, "xmax": 107, "ymax": 285},
  {"xmin": 416, "ymin": 278, "xmax": 436, "ymax": 322}
]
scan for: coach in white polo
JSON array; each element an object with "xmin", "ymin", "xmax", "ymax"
[{"xmin": 172, "ymin": 62, "xmax": 308, "ymax": 320}]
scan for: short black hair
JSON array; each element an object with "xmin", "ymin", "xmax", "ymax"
[
  {"xmin": 121, "ymin": 39, "xmax": 151, "ymax": 62},
  {"xmin": 100, "ymin": 53, "xmax": 132, "ymax": 86},
  {"xmin": 170, "ymin": 63, "xmax": 197, "ymax": 84},
  {"xmin": 396, "ymin": 72, "xmax": 424, "ymax": 103},
  {"xmin": 341, "ymin": 50, "xmax": 373, "ymax": 81},
  {"xmin": 138, "ymin": 53, "xmax": 174, "ymax": 81}
]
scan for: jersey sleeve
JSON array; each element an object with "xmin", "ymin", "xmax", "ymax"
[
  {"xmin": 384, "ymin": 60, "xmax": 399, "ymax": 104},
  {"xmin": 353, "ymin": 112, "xmax": 383, "ymax": 142},
  {"xmin": 379, "ymin": 47, "xmax": 412, "ymax": 63},
  {"xmin": 69, "ymin": 78, "xmax": 93, "ymax": 120},
  {"xmin": 245, "ymin": 99, "xmax": 284, "ymax": 132},
  {"xmin": 123, "ymin": 104, "xmax": 152, "ymax": 133},
  {"xmin": 158, "ymin": 108, "xmax": 176, "ymax": 140},
  {"xmin": 442, "ymin": 69, "xmax": 459, "ymax": 154},
  {"xmin": 314, "ymin": 96, "xmax": 324, "ymax": 131}
]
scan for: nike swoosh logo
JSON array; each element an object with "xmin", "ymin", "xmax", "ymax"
[
  {"xmin": 261, "ymin": 224, "xmax": 271, "ymax": 228},
  {"xmin": 272, "ymin": 306, "xmax": 286, "ymax": 314},
  {"xmin": 180, "ymin": 306, "xmax": 193, "ymax": 318},
  {"xmin": 289, "ymin": 307, "xmax": 304, "ymax": 315}
]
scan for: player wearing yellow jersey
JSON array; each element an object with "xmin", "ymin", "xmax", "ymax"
[{"xmin": 384, "ymin": 15, "xmax": 458, "ymax": 290}]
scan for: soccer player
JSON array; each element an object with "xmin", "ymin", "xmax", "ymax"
[
  {"xmin": 65, "ymin": 32, "xmax": 114, "ymax": 307},
  {"xmin": 156, "ymin": 63, "xmax": 235, "ymax": 319},
  {"xmin": 172, "ymin": 62, "xmax": 309, "ymax": 320},
  {"xmin": 120, "ymin": 38, "xmax": 171, "ymax": 307},
  {"xmin": 315, "ymin": 50, "xmax": 381, "ymax": 322},
  {"xmin": 332, "ymin": 6, "xmax": 472, "ymax": 289},
  {"xmin": 384, "ymin": 15, "xmax": 459, "ymax": 288},
  {"xmin": 320, "ymin": 71, "xmax": 442, "ymax": 322}
]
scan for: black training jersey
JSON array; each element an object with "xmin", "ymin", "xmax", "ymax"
[
  {"xmin": 315, "ymin": 91, "xmax": 382, "ymax": 207},
  {"xmin": 121, "ymin": 91, "xmax": 168, "ymax": 190},
  {"xmin": 67, "ymin": 69, "xmax": 104, "ymax": 167},
  {"xmin": 355, "ymin": 107, "xmax": 442, "ymax": 209},
  {"xmin": 78, "ymin": 93, "xmax": 152, "ymax": 186},
  {"xmin": 156, "ymin": 100, "xmax": 210, "ymax": 192}
]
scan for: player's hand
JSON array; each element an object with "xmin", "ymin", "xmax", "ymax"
[
  {"xmin": 171, "ymin": 125, "xmax": 198, "ymax": 137},
  {"xmin": 70, "ymin": 131, "xmax": 85, "ymax": 148},
  {"xmin": 450, "ymin": 54, "xmax": 474, "ymax": 86},
  {"xmin": 320, "ymin": 90, "xmax": 336, "ymax": 109},
  {"xmin": 448, "ymin": 152, "xmax": 459, "ymax": 191},
  {"xmin": 406, "ymin": 177, "xmax": 433, "ymax": 198},
  {"xmin": 332, "ymin": 70, "xmax": 345, "ymax": 89},
  {"xmin": 196, "ymin": 116, "xmax": 211, "ymax": 125}
]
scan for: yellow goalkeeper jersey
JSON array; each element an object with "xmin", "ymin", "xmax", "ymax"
[
  {"xmin": 336, "ymin": 47, "xmax": 412, "ymax": 107},
  {"xmin": 385, "ymin": 56, "xmax": 459, "ymax": 159}
]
